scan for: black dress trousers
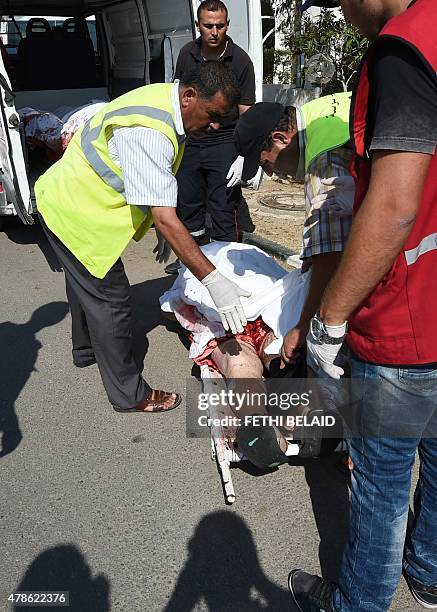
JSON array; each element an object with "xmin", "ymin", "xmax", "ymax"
[
  {"xmin": 176, "ymin": 140, "xmax": 241, "ymax": 243},
  {"xmin": 40, "ymin": 215, "xmax": 151, "ymax": 410}
]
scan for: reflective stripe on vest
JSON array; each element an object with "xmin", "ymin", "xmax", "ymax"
[
  {"xmin": 35, "ymin": 83, "xmax": 184, "ymax": 279},
  {"xmin": 405, "ymin": 232, "xmax": 437, "ymax": 266},
  {"xmin": 81, "ymin": 105, "xmax": 180, "ymax": 194}
]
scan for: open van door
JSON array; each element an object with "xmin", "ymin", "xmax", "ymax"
[
  {"xmin": 141, "ymin": 0, "xmax": 194, "ymax": 83},
  {"xmin": 102, "ymin": 1, "xmax": 150, "ymax": 97},
  {"xmin": 0, "ymin": 52, "xmax": 32, "ymax": 224}
]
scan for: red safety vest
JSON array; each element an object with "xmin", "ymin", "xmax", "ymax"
[{"xmin": 347, "ymin": 0, "xmax": 437, "ymax": 364}]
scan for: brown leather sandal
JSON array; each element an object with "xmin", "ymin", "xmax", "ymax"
[{"xmin": 113, "ymin": 389, "xmax": 182, "ymax": 413}]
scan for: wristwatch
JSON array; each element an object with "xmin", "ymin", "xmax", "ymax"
[{"xmin": 310, "ymin": 312, "xmax": 347, "ymax": 345}]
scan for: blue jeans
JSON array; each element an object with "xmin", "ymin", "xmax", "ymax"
[{"xmin": 333, "ymin": 355, "xmax": 437, "ymax": 611}]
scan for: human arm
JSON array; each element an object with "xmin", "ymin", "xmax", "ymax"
[
  {"xmin": 151, "ymin": 207, "xmax": 214, "ymax": 279},
  {"xmin": 320, "ymin": 150, "xmax": 431, "ymax": 325},
  {"xmin": 226, "ymin": 56, "xmax": 256, "ymax": 187},
  {"xmin": 280, "ymin": 147, "xmax": 353, "ymax": 366},
  {"xmin": 113, "ymin": 126, "xmax": 250, "ymax": 332},
  {"xmin": 307, "ymin": 39, "xmax": 437, "ymax": 376},
  {"xmin": 173, "ymin": 47, "xmax": 186, "ymax": 81},
  {"xmin": 281, "ymin": 252, "xmax": 342, "ymax": 366},
  {"xmin": 320, "ymin": 38, "xmax": 437, "ymax": 325},
  {"xmin": 226, "ymin": 103, "xmax": 253, "ymax": 187},
  {"xmin": 238, "ymin": 104, "xmax": 251, "ymax": 116},
  {"xmin": 310, "ymin": 175, "xmax": 355, "ymax": 217}
]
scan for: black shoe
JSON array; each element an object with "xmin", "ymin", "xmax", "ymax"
[
  {"xmin": 165, "ymin": 259, "xmax": 181, "ymax": 275},
  {"xmin": 288, "ymin": 570, "xmax": 335, "ymax": 612},
  {"xmin": 403, "ymin": 570, "xmax": 437, "ymax": 609}
]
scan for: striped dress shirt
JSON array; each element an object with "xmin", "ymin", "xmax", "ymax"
[
  {"xmin": 296, "ymin": 107, "xmax": 354, "ymax": 259},
  {"xmin": 107, "ymin": 81, "xmax": 185, "ymax": 213}
]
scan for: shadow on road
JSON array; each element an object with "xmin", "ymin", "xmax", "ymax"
[
  {"xmin": 14, "ymin": 544, "xmax": 110, "ymax": 612},
  {"xmin": 0, "ymin": 301, "xmax": 69, "ymax": 458},
  {"xmin": 164, "ymin": 510, "xmax": 290, "ymax": 612},
  {"xmin": 3, "ymin": 217, "xmax": 63, "ymax": 272}
]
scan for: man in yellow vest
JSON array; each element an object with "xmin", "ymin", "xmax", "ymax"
[
  {"xmin": 233, "ymin": 94, "xmax": 354, "ymax": 369},
  {"xmin": 36, "ymin": 62, "xmax": 250, "ymax": 414}
]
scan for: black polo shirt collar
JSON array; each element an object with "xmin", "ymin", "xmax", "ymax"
[{"xmin": 191, "ymin": 35, "xmax": 234, "ymax": 62}]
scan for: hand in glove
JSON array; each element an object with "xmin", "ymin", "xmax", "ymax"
[
  {"xmin": 311, "ymin": 175, "xmax": 355, "ymax": 218},
  {"xmin": 153, "ymin": 228, "xmax": 172, "ymax": 264},
  {"xmin": 245, "ymin": 167, "xmax": 264, "ymax": 191},
  {"xmin": 226, "ymin": 155, "xmax": 245, "ymax": 188},
  {"xmin": 201, "ymin": 269, "xmax": 251, "ymax": 334},
  {"xmin": 306, "ymin": 316, "xmax": 347, "ymax": 379}
]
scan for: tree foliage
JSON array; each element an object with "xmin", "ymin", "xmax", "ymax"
[{"xmin": 270, "ymin": 2, "xmax": 368, "ymax": 92}]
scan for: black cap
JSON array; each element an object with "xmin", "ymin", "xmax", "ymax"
[
  {"xmin": 234, "ymin": 102, "xmax": 285, "ymax": 181},
  {"xmin": 302, "ymin": 0, "xmax": 340, "ymax": 11}
]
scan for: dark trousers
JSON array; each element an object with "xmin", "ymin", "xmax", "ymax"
[
  {"xmin": 176, "ymin": 140, "xmax": 241, "ymax": 242},
  {"xmin": 40, "ymin": 216, "xmax": 151, "ymax": 410}
]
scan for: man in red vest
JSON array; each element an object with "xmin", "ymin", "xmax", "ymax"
[{"xmin": 286, "ymin": 0, "xmax": 437, "ymax": 610}]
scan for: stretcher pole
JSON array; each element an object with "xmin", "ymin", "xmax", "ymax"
[{"xmin": 200, "ymin": 365, "xmax": 236, "ymax": 504}]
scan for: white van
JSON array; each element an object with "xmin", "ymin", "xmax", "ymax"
[{"xmin": 0, "ymin": 0, "xmax": 262, "ymax": 228}]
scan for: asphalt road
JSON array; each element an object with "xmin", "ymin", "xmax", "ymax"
[{"xmin": 0, "ymin": 218, "xmax": 420, "ymax": 612}]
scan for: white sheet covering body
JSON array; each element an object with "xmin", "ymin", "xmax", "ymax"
[
  {"xmin": 18, "ymin": 101, "xmax": 107, "ymax": 154},
  {"xmin": 60, "ymin": 102, "xmax": 107, "ymax": 139},
  {"xmin": 160, "ymin": 242, "xmax": 311, "ymax": 358}
]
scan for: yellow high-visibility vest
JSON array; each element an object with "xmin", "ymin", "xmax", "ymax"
[
  {"xmin": 301, "ymin": 91, "xmax": 351, "ymax": 172},
  {"xmin": 36, "ymin": 83, "xmax": 185, "ymax": 278}
]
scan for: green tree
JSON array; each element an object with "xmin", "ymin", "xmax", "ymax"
[{"xmin": 272, "ymin": 3, "xmax": 367, "ymax": 92}]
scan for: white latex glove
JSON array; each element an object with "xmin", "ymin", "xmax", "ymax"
[
  {"xmin": 226, "ymin": 155, "xmax": 245, "ymax": 188},
  {"xmin": 306, "ymin": 317, "xmax": 347, "ymax": 379},
  {"xmin": 153, "ymin": 228, "xmax": 172, "ymax": 264},
  {"xmin": 245, "ymin": 167, "xmax": 264, "ymax": 191},
  {"xmin": 311, "ymin": 175, "xmax": 355, "ymax": 218},
  {"xmin": 201, "ymin": 269, "xmax": 251, "ymax": 334}
]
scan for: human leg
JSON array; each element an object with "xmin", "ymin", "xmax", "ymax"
[
  {"xmin": 333, "ymin": 359, "xmax": 437, "ymax": 611},
  {"xmin": 210, "ymin": 337, "xmax": 264, "ymax": 380},
  {"xmin": 40, "ymin": 217, "xmax": 179, "ymax": 411},
  {"xmin": 203, "ymin": 141, "xmax": 240, "ymax": 242},
  {"xmin": 65, "ymin": 276, "xmax": 95, "ymax": 367},
  {"xmin": 290, "ymin": 357, "xmax": 437, "ymax": 612},
  {"xmin": 236, "ymin": 196, "xmax": 255, "ymax": 235},
  {"xmin": 210, "ymin": 338, "xmax": 289, "ymax": 466},
  {"xmin": 176, "ymin": 142, "xmax": 208, "ymax": 243},
  {"xmin": 165, "ymin": 143, "xmax": 208, "ymax": 273},
  {"xmin": 403, "ymin": 428, "xmax": 437, "ymax": 607}
]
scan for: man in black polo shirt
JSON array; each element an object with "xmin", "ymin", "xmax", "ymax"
[{"xmin": 165, "ymin": 0, "xmax": 256, "ymax": 274}]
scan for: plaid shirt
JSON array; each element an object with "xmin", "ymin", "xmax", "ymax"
[{"xmin": 296, "ymin": 108, "xmax": 354, "ymax": 259}]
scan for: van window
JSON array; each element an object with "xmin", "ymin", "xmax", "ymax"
[
  {"xmin": 0, "ymin": 15, "xmax": 101, "ymax": 91},
  {"xmin": 0, "ymin": 15, "xmax": 98, "ymax": 54}
]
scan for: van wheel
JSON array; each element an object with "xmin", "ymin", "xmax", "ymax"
[{"xmin": 0, "ymin": 217, "xmax": 5, "ymax": 232}]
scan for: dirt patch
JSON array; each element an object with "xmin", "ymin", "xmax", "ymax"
[{"xmin": 242, "ymin": 178, "xmax": 305, "ymax": 254}]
